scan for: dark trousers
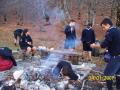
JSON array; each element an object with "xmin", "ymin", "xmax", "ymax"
[
  {"xmin": 104, "ymin": 56, "xmax": 120, "ymax": 90},
  {"xmin": 106, "ymin": 76, "xmax": 120, "ymax": 90}
]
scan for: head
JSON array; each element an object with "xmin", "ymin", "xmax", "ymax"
[
  {"xmin": 23, "ymin": 29, "xmax": 29, "ymax": 36},
  {"xmin": 69, "ymin": 19, "xmax": 76, "ymax": 27},
  {"xmin": 61, "ymin": 66, "xmax": 69, "ymax": 76},
  {"xmin": 100, "ymin": 18, "xmax": 113, "ymax": 31},
  {"xmin": 87, "ymin": 23, "xmax": 92, "ymax": 28}
]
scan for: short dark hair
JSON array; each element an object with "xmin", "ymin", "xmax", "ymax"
[
  {"xmin": 23, "ymin": 29, "xmax": 28, "ymax": 36},
  {"xmin": 69, "ymin": 19, "xmax": 76, "ymax": 23},
  {"xmin": 87, "ymin": 23, "xmax": 92, "ymax": 27},
  {"xmin": 101, "ymin": 18, "xmax": 113, "ymax": 26}
]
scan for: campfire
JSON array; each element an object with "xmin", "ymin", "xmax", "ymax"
[{"xmin": 0, "ymin": 47, "xmax": 96, "ymax": 90}]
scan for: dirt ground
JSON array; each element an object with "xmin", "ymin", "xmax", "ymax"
[
  {"xmin": 0, "ymin": 22, "xmax": 107, "ymax": 89},
  {"xmin": 0, "ymin": 21, "xmax": 106, "ymax": 70}
]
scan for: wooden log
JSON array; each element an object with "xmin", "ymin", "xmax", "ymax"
[
  {"xmin": 39, "ymin": 50, "xmax": 50, "ymax": 58},
  {"xmin": 45, "ymin": 49, "xmax": 82, "ymax": 56},
  {"xmin": 68, "ymin": 55, "xmax": 80, "ymax": 65}
]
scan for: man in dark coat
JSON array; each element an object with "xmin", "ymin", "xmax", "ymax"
[
  {"xmin": 52, "ymin": 60, "xmax": 80, "ymax": 81},
  {"xmin": 64, "ymin": 20, "xmax": 76, "ymax": 50},
  {"xmin": 81, "ymin": 23, "xmax": 96, "ymax": 61},
  {"xmin": 91, "ymin": 18, "xmax": 120, "ymax": 90}
]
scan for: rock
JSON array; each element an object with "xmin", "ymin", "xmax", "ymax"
[
  {"xmin": 68, "ymin": 84, "xmax": 75, "ymax": 89},
  {"xmin": 20, "ymin": 80, "xmax": 28, "ymax": 89},
  {"xmin": 57, "ymin": 80, "xmax": 68, "ymax": 90},
  {"xmin": 13, "ymin": 70, "xmax": 24, "ymax": 80},
  {"xmin": 8, "ymin": 80, "xmax": 15, "ymax": 86},
  {"xmin": 39, "ymin": 83, "xmax": 51, "ymax": 90}
]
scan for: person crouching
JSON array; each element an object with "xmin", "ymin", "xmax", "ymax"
[{"xmin": 19, "ymin": 29, "xmax": 36, "ymax": 57}]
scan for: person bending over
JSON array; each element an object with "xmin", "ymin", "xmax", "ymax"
[{"xmin": 52, "ymin": 60, "xmax": 80, "ymax": 82}]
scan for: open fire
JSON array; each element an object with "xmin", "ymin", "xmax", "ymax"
[{"xmin": 0, "ymin": 48, "xmax": 96, "ymax": 90}]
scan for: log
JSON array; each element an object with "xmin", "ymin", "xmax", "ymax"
[
  {"xmin": 41, "ymin": 49, "xmax": 82, "ymax": 56},
  {"xmin": 68, "ymin": 55, "xmax": 80, "ymax": 65}
]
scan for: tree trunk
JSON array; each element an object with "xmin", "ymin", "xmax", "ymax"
[
  {"xmin": 63, "ymin": 0, "xmax": 72, "ymax": 20},
  {"xmin": 116, "ymin": 0, "xmax": 120, "ymax": 27},
  {"xmin": 87, "ymin": 0, "xmax": 97, "ymax": 25},
  {"xmin": 76, "ymin": 0, "xmax": 83, "ymax": 19}
]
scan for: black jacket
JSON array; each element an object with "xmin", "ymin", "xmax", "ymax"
[
  {"xmin": 81, "ymin": 28, "xmax": 95, "ymax": 44},
  {"xmin": 101, "ymin": 27, "xmax": 120, "ymax": 56},
  {"xmin": 19, "ymin": 35, "xmax": 33, "ymax": 48},
  {"xmin": 64, "ymin": 25, "xmax": 76, "ymax": 40},
  {"xmin": 53, "ymin": 61, "xmax": 78, "ymax": 80}
]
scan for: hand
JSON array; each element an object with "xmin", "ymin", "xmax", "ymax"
[
  {"xmin": 27, "ymin": 42, "xmax": 31, "ymax": 45},
  {"xmin": 90, "ymin": 43, "xmax": 101, "ymax": 48},
  {"xmin": 90, "ymin": 43, "xmax": 96, "ymax": 48},
  {"xmin": 63, "ymin": 76, "xmax": 70, "ymax": 80},
  {"xmin": 71, "ymin": 79, "xmax": 81, "ymax": 85}
]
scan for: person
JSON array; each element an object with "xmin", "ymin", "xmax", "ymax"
[
  {"xmin": 13, "ymin": 29, "xmax": 23, "ymax": 46},
  {"xmin": 64, "ymin": 20, "xmax": 76, "ymax": 50},
  {"xmin": 91, "ymin": 18, "xmax": 120, "ymax": 90},
  {"xmin": 52, "ymin": 60, "xmax": 80, "ymax": 82},
  {"xmin": 44, "ymin": 13, "xmax": 50, "ymax": 26},
  {"xmin": 19, "ymin": 29, "xmax": 36, "ymax": 57},
  {"xmin": 81, "ymin": 23, "xmax": 96, "ymax": 61}
]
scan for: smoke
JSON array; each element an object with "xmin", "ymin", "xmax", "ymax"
[
  {"xmin": 75, "ymin": 39, "xmax": 82, "ymax": 47},
  {"xmin": 37, "ymin": 0, "xmax": 65, "ymax": 23},
  {"xmin": 63, "ymin": 39, "xmax": 81, "ymax": 49},
  {"xmin": 49, "ymin": 7, "xmax": 65, "ymax": 21}
]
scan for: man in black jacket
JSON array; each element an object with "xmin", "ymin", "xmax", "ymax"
[
  {"xmin": 81, "ymin": 23, "xmax": 96, "ymax": 61},
  {"xmin": 64, "ymin": 20, "xmax": 76, "ymax": 50},
  {"xmin": 91, "ymin": 18, "xmax": 120, "ymax": 90}
]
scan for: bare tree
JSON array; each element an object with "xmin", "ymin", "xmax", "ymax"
[
  {"xmin": 76, "ymin": 0, "xmax": 83, "ymax": 19},
  {"xmin": 116, "ymin": 0, "xmax": 120, "ymax": 27},
  {"xmin": 110, "ymin": 0, "xmax": 120, "ymax": 27},
  {"xmin": 87, "ymin": 0, "xmax": 97, "ymax": 25},
  {"xmin": 57, "ymin": 0, "xmax": 72, "ymax": 21}
]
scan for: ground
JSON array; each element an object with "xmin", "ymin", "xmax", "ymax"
[{"xmin": 0, "ymin": 21, "xmax": 107, "ymax": 90}]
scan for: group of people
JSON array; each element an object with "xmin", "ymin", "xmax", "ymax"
[
  {"xmin": 12, "ymin": 27, "xmax": 81, "ymax": 85},
  {"xmin": 0, "ymin": 18, "xmax": 120, "ymax": 90},
  {"xmin": 64, "ymin": 18, "xmax": 120, "ymax": 90},
  {"xmin": 64, "ymin": 20, "xmax": 95, "ymax": 61}
]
